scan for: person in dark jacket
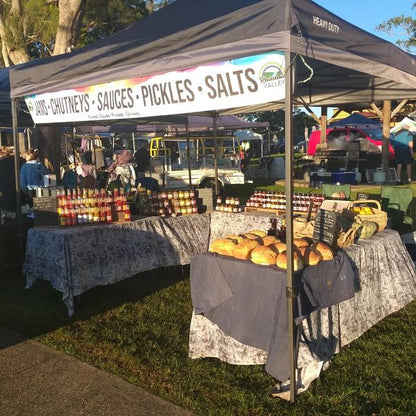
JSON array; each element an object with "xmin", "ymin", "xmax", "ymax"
[
  {"xmin": 19, "ymin": 149, "xmax": 49, "ymax": 203},
  {"xmin": 0, "ymin": 147, "xmax": 25, "ymax": 211}
]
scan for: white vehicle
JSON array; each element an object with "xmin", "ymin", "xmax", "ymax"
[{"xmin": 147, "ymin": 136, "xmax": 244, "ymax": 191}]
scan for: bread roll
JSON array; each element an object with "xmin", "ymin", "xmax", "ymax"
[
  {"xmin": 209, "ymin": 238, "xmax": 237, "ymax": 256},
  {"xmin": 293, "ymin": 238, "xmax": 310, "ymax": 248},
  {"xmin": 247, "ymin": 229, "xmax": 267, "ymax": 238},
  {"xmin": 233, "ymin": 239, "xmax": 261, "ymax": 260},
  {"xmin": 224, "ymin": 234, "xmax": 245, "ymax": 244},
  {"xmin": 273, "ymin": 241, "xmax": 287, "ymax": 253},
  {"xmin": 312, "ymin": 242, "xmax": 334, "ymax": 261},
  {"xmin": 262, "ymin": 235, "xmax": 280, "ymax": 246},
  {"xmin": 276, "ymin": 250, "xmax": 304, "ymax": 271},
  {"xmin": 301, "ymin": 247, "xmax": 323, "ymax": 266},
  {"xmin": 244, "ymin": 233, "xmax": 263, "ymax": 241},
  {"xmin": 250, "ymin": 245, "xmax": 279, "ymax": 265}
]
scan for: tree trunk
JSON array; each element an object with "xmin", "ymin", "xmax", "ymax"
[
  {"xmin": 36, "ymin": 126, "xmax": 64, "ymax": 177},
  {"xmin": 0, "ymin": 0, "xmax": 30, "ymax": 65},
  {"xmin": 53, "ymin": 0, "xmax": 84, "ymax": 55}
]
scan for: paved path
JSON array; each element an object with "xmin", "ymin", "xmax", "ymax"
[{"xmin": 0, "ymin": 326, "xmax": 196, "ymax": 416}]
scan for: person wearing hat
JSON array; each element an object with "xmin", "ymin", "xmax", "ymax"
[{"xmin": 391, "ymin": 124, "xmax": 414, "ymax": 184}]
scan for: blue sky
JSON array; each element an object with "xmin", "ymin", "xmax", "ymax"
[
  {"xmin": 308, "ymin": 1, "xmax": 414, "ymax": 117},
  {"xmin": 313, "ymin": 0, "xmax": 415, "ymax": 44}
]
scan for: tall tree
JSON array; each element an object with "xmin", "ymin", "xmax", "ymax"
[
  {"xmin": 0, "ymin": 0, "xmax": 169, "ymax": 175},
  {"xmin": 0, "ymin": 0, "xmax": 29, "ymax": 65},
  {"xmin": 53, "ymin": 0, "xmax": 84, "ymax": 55},
  {"xmin": 376, "ymin": 3, "xmax": 416, "ymax": 53}
]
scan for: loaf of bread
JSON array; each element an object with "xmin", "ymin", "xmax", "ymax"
[
  {"xmin": 301, "ymin": 246, "xmax": 323, "ymax": 266},
  {"xmin": 276, "ymin": 250, "xmax": 304, "ymax": 271},
  {"xmin": 273, "ymin": 241, "xmax": 287, "ymax": 254},
  {"xmin": 233, "ymin": 239, "xmax": 261, "ymax": 260},
  {"xmin": 250, "ymin": 245, "xmax": 279, "ymax": 265},
  {"xmin": 224, "ymin": 234, "xmax": 245, "ymax": 244},
  {"xmin": 312, "ymin": 241, "xmax": 334, "ymax": 261},
  {"xmin": 262, "ymin": 235, "xmax": 280, "ymax": 246},
  {"xmin": 247, "ymin": 229, "xmax": 267, "ymax": 238},
  {"xmin": 293, "ymin": 237, "xmax": 310, "ymax": 248},
  {"xmin": 244, "ymin": 233, "xmax": 263, "ymax": 242},
  {"xmin": 209, "ymin": 238, "xmax": 237, "ymax": 256}
]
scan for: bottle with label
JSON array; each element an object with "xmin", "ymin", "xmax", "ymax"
[{"xmin": 124, "ymin": 205, "xmax": 131, "ymax": 221}]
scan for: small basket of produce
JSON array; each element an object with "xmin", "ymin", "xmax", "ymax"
[{"xmin": 342, "ymin": 199, "xmax": 387, "ymax": 231}]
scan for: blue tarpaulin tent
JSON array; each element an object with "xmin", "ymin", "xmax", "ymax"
[{"xmin": 330, "ymin": 113, "xmax": 381, "ymax": 127}]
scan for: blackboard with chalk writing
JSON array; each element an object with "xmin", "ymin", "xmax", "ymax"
[
  {"xmin": 312, "ymin": 208, "xmax": 338, "ymax": 246},
  {"xmin": 33, "ymin": 196, "xmax": 58, "ymax": 227}
]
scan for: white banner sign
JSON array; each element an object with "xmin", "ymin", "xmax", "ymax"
[{"xmin": 25, "ymin": 52, "xmax": 286, "ymax": 124}]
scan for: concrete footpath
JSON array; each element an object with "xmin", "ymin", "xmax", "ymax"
[{"xmin": 0, "ymin": 326, "xmax": 196, "ymax": 416}]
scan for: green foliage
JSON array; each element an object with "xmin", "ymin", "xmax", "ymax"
[
  {"xmin": 78, "ymin": 0, "xmax": 150, "ymax": 48},
  {"xmin": 376, "ymin": 3, "xmax": 416, "ymax": 53},
  {"xmin": 239, "ymin": 109, "xmax": 316, "ymax": 143},
  {"xmin": 23, "ymin": 0, "xmax": 59, "ymax": 58},
  {"xmin": 0, "ymin": 1, "xmax": 170, "ymax": 60}
]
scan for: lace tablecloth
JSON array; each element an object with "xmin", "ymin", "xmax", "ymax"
[
  {"xmin": 24, "ymin": 210, "xmax": 279, "ymax": 316},
  {"xmin": 189, "ymin": 229, "xmax": 416, "ymax": 398},
  {"xmin": 24, "ymin": 213, "xmax": 211, "ymax": 316}
]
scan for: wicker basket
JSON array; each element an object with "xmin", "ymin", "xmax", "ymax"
[{"xmin": 343, "ymin": 199, "xmax": 387, "ymax": 231}]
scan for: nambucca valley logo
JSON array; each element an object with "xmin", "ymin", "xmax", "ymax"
[
  {"xmin": 259, "ymin": 62, "xmax": 285, "ymax": 87},
  {"xmin": 26, "ymin": 99, "xmax": 34, "ymax": 112}
]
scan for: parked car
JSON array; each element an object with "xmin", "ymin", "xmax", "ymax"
[{"xmin": 307, "ymin": 127, "xmax": 394, "ymax": 159}]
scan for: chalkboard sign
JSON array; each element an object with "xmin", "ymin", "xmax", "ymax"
[
  {"xmin": 33, "ymin": 196, "xmax": 58, "ymax": 227},
  {"xmin": 313, "ymin": 208, "xmax": 338, "ymax": 246}
]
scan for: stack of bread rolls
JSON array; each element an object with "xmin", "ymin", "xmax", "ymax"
[{"xmin": 209, "ymin": 229, "xmax": 334, "ymax": 270}]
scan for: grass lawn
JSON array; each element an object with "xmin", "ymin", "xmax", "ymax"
[{"xmin": 1, "ymin": 182, "xmax": 416, "ymax": 415}]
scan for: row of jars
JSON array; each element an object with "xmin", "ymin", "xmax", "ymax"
[
  {"xmin": 147, "ymin": 189, "xmax": 196, "ymax": 201},
  {"xmin": 57, "ymin": 188, "xmax": 131, "ymax": 226},
  {"xmin": 215, "ymin": 195, "xmax": 242, "ymax": 213},
  {"xmin": 246, "ymin": 191, "xmax": 325, "ymax": 213},
  {"xmin": 146, "ymin": 189, "xmax": 199, "ymax": 217}
]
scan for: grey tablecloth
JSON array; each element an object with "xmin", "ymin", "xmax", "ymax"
[
  {"xmin": 24, "ymin": 213, "xmax": 211, "ymax": 316},
  {"xmin": 189, "ymin": 229, "xmax": 416, "ymax": 390},
  {"xmin": 190, "ymin": 253, "xmax": 298, "ymax": 381},
  {"xmin": 190, "ymin": 250, "xmax": 355, "ymax": 381}
]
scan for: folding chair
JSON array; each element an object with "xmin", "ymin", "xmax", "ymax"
[{"xmin": 381, "ymin": 186, "xmax": 414, "ymax": 234}]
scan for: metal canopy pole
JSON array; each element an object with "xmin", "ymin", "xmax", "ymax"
[
  {"xmin": 267, "ymin": 128, "xmax": 271, "ymax": 155},
  {"xmin": 382, "ymin": 100, "xmax": 391, "ymax": 177},
  {"xmin": 12, "ymin": 98, "xmax": 24, "ymax": 265},
  {"xmin": 213, "ymin": 112, "xmax": 219, "ymax": 195},
  {"xmin": 284, "ymin": 51, "xmax": 297, "ymax": 404},
  {"xmin": 185, "ymin": 121, "xmax": 192, "ymax": 189}
]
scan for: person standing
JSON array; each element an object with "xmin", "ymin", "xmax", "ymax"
[
  {"xmin": 134, "ymin": 144, "xmax": 151, "ymax": 178},
  {"xmin": 239, "ymin": 140, "xmax": 251, "ymax": 173},
  {"xmin": 19, "ymin": 148, "xmax": 49, "ymax": 203},
  {"xmin": 391, "ymin": 124, "xmax": 414, "ymax": 184}
]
